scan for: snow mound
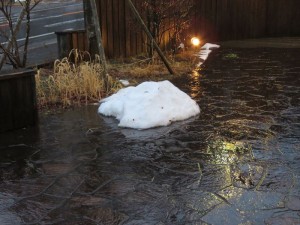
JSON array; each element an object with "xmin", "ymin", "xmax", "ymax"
[
  {"xmin": 98, "ymin": 80, "xmax": 200, "ymax": 130},
  {"xmin": 199, "ymin": 49, "xmax": 212, "ymax": 61}
]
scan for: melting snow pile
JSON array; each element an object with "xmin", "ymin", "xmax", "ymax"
[{"xmin": 98, "ymin": 80, "xmax": 200, "ymax": 129}]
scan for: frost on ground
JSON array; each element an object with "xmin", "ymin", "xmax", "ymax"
[{"xmin": 98, "ymin": 80, "xmax": 200, "ymax": 130}]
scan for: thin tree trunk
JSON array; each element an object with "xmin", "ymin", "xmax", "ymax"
[
  {"xmin": 22, "ymin": 1, "xmax": 31, "ymax": 67},
  {"xmin": 0, "ymin": 7, "xmax": 26, "ymax": 69},
  {"xmin": 126, "ymin": 0, "xmax": 175, "ymax": 75},
  {"xmin": 89, "ymin": 0, "xmax": 108, "ymax": 89}
]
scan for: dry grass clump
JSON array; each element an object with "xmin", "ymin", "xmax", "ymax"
[
  {"xmin": 36, "ymin": 50, "xmax": 122, "ymax": 109},
  {"xmin": 107, "ymin": 51, "xmax": 197, "ymax": 82}
]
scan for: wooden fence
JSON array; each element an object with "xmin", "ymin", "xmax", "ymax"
[
  {"xmin": 192, "ymin": 0, "xmax": 300, "ymax": 41},
  {"xmin": 65, "ymin": 0, "xmax": 300, "ymax": 59},
  {"xmin": 84, "ymin": 0, "xmax": 147, "ymax": 58},
  {"xmin": 84, "ymin": 0, "xmax": 178, "ymax": 59}
]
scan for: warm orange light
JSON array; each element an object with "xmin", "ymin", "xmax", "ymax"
[{"xmin": 191, "ymin": 37, "xmax": 201, "ymax": 46}]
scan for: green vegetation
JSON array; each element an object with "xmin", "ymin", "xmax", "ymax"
[{"xmin": 223, "ymin": 53, "xmax": 239, "ymax": 59}]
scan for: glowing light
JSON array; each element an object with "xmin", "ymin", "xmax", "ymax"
[{"xmin": 191, "ymin": 37, "xmax": 201, "ymax": 46}]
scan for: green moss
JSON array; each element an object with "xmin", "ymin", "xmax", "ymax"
[{"xmin": 223, "ymin": 53, "xmax": 239, "ymax": 59}]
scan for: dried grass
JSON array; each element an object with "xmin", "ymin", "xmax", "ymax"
[
  {"xmin": 107, "ymin": 51, "xmax": 197, "ymax": 82},
  {"xmin": 35, "ymin": 49, "xmax": 197, "ymax": 109},
  {"xmin": 36, "ymin": 50, "xmax": 122, "ymax": 109}
]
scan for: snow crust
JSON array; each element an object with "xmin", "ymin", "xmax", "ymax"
[
  {"xmin": 201, "ymin": 43, "xmax": 220, "ymax": 50},
  {"xmin": 98, "ymin": 80, "xmax": 200, "ymax": 129},
  {"xmin": 119, "ymin": 79, "xmax": 130, "ymax": 86},
  {"xmin": 197, "ymin": 43, "xmax": 220, "ymax": 66}
]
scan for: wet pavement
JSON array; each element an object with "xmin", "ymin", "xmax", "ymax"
[{"xmin": 0, "ymin": 46, "xmax": 300, "ymax": 224}]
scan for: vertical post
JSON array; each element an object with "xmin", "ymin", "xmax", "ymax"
[
  {"xmin": 83, "ymin": 0, "xmax": 96, "ymax": 55},
  {"xmin": 88, "ymin": 0, "xmax": 108, "ymax": 88},
  {"xmin": 126, "ymin": 0, "xmax": 175, "ymax": 75}
]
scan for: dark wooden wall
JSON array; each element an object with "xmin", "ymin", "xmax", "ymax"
[
  {"xmin": 0, "ymin": 70, "xmax": 37, "ymax": 132},
  {"xmin": 95, "ymin": 0, "xmax": 147, "ymax": 58},
  {"xmin": 192, "ymin": 0, "xmax": 300, "ymax": 41},
  {"xmin": 79, "ymin": 0, "xmax": 300, "ymax": 59},
  {"xmin": 84, "ymin": 0, "xmax": 175, "ymax": 59}
]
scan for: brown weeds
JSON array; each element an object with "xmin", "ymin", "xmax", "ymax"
[
  {"xmin": 107, "ymin": 51, "xmax": 197, "ymax": 82},
  {"xmin": 35, "ymin": 49, "xmax": 197, "ymax": 109},
  {"xmin": 36, "ymin": 50, "xmax": 122, "ymax": 109}
]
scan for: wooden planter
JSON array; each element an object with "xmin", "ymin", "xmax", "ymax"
[
  {"xmin": 0, "ymin": 70, "xmax": 37, "ymax": 132},
  {"xmin": 55, "ymin": 30, "xmax": 88, "ymax": 60}
]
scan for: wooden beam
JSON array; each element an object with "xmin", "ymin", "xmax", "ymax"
[
  {"xmin": 89, "ymin": 0, "xmax": 108, "ymax": 86},
  {"xmin": 126, "ymin": 0, "xmax": 175, "ymax": 75}
]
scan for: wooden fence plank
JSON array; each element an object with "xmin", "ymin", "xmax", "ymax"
[
  {"xmin": 135, "ymin": 1, "xmax": 142, "ymax": 54},
  {"xmin": 118, "ymin": 0, "xmax": 126, "ymax": 58},
  {"xmin": 130, "ymin": 0, "xmax": 137, "ymax": 56},
  {"xmin": 113, "ymin": 0, "xmax": 120, "ymax": 58},
  {"xmin": 100, "ymin": 0, "xmax": 109, "ymax": 56},
  {"xmin": 125, "ymin": 0, "xmax": 131, "ymax": 57},
  {"xmin": 72, "ymin": 32, "xmax": 78, "ymax": 49},
  {"xmin": 77, "ymin": 32, "xmax": 84, "ymax": 51}
]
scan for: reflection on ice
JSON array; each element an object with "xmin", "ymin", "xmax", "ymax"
[{"xmin": 97, "ymin": 115, "xmax": 199, "ymax": 140}]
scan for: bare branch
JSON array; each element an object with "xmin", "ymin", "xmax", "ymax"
[
  {"xmin": 139, "ymin": 0, "xmax": 194, "ymax": 55},
  {"xmin": 0, "ymin": 0, "xmax": 41, "ymax": 70},
  {"xmin": 30, "ymin": 0, "xmax": 42, "ymax": 11}
]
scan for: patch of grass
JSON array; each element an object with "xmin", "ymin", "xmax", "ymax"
[
  {"xmin": 223, "ymin": 53, "xmax": 239, "ymax": 59},
  {"xmin": 36, "ymin": 50, "xmax": 122, "ymax": 109}
]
